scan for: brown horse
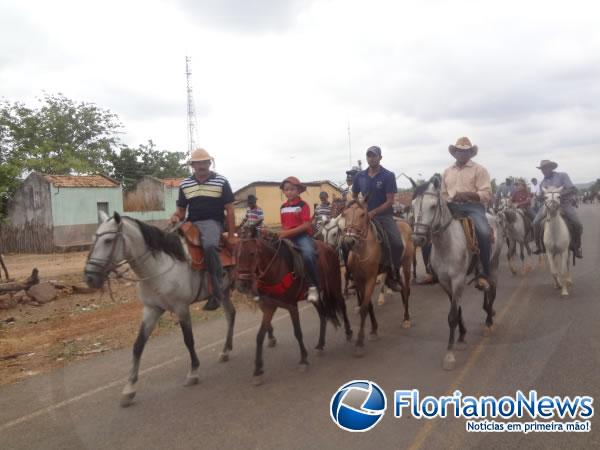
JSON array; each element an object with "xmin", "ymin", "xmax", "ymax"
[
  {"xmin": 342, "ymin": 200, "xmax": 414, "ymax": 356},
  {"xmin": 235, "ymin": 234, "xmax": 352, "ymax": 385}
]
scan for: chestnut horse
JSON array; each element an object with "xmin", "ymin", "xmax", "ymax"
[
  {"xmin": 342, "ymin": 200, "xmax": 414, "ymax": 356},
  {"xmin": 235, "ymin": 235, "xmax": 352, "ymax": 385}
]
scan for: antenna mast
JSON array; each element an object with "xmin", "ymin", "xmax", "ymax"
[
  {"xmin": 185, "ymin": 56, "xmax": 198, "ymax": 157},
  {"xmin": 347, "ymin": 122, "xmax": 352, "ymax": 168}
]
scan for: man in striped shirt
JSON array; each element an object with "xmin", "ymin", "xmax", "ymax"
[
  {"xmin": 240, "ymin": 195, "xmax": 264, "ymax": 228},
  {"xmin": 314, "ymin": 191, "xmax": 332, "ymax": 220},
  {"xmin": 170, "ymin": 148, "xmax": 237, "ymax": 311}
]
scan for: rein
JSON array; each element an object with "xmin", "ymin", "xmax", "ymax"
[
  {"xmin": 86, "ymin": 219, "xmax": 178, "ymax": 299},
  {"xmin": 413, "ymin": 190, "xmax": 453, "ymax": 241}
]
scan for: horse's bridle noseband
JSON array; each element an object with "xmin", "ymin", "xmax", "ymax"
[
  {"xmin": 85, "ymin": 221, "xmax": 126, "ymax": 279},
  {"xmin": 412, "ymin": 190, "xmax": 452, "ymax": 240}
]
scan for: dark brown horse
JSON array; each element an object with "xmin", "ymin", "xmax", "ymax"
[
  {"xmin": 235, "ymin": 234, "xmax": 352, "ymax": 385},
  {"xmin": 342, "ymin": 200, "xmax": 414, "ymax": 356}
]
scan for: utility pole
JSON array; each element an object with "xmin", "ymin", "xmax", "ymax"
[
  {"xmin": 347, "ymin": 122, "xmax": 352, "ymax": 168},
  {"xmin": 185, "ymin": 56, "xmax": 198, "ymax": 158}
]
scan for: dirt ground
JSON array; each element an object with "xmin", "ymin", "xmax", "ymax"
[{"xmin": 0, "ymin": 251, "xmax": 252, "ymax": 387}]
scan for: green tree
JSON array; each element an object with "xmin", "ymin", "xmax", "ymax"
[
  {"xmin": 109, "ymin": 140, "xmax": 188, "ymax": 190},
  {"xmin": 0, "ymin": 93, "xmax": 121, "ymax": 175}
]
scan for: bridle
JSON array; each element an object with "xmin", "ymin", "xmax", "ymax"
[
  {"xmin": 343, "ymin": 204, "xmax": 369, "ymax": 241},
  {"xmin": 85, "ymin": 218, "xmax": 175, "ymax": 284},
  {"xmin": 235, "ymin": 237, "xmax": 283, "ymax": 287},
  {"xmin": 412, "ymin": 189, "xmax": 452, "ymax": 241}
]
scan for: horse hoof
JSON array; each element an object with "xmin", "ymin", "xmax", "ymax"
[
  {"xmin": 345, "ymin": 332, "xmax": 353, "ymax": 342},
  {"xmin": 455, "ymin": 341, "xmax": 467, "ymax": 351},
  {"xmin": 442, "ymin": 353, "xmax": 456, "ymax": 371},
  {"xmin": 252, "ymin": 375, "xmax": 264, "ymax": 386},
  {"xmin": 377, "ymin": 297, "xmax": 385, "ymax": 306},
  {"xmin": 483, "ymin": 325, "xmax": 494, "ymax": 337},
  {"xmin": 402, "ymin": 320, "xmax": 411, "ymax": 329},
  {"xmin": 315, "ymin": 348, "xmax": 325, "ymax": 356},
  {"xmin": 561, "ymin": 292, "xmax": 569, "ymax": 298},
  {"xmin": 218, "ymin": 352, "xmax": 229, "ymax": 362},
  {"xmin": 184, "ymin": 375, "xmax": 199, "ymax": 386},
  {"xmin": 354, "ymin": 346, "xmax": 365, "ymax": 358},
  {"xmin": 120, "ymin": 392, "xmax": 136, "ymax": 408},
  {"xmin": 268, "ymin": 338, "xmax": 277, "ymax": 348},
  {"xmin": 298, "ymin": 363, "xmax": 309, "ymax": 373},
  {"xmin": 368, "ymin": 333, "xmax": 379, "ymax": 341}
]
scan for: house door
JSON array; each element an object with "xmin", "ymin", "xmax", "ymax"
[{"xmin": 97, "ymin": 202, "xmax": 109, "ymax": 223}]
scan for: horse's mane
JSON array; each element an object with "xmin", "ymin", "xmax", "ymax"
[
  {"xmin": 345, "ymin": 199, "xmax": 362, "ymax": 208},
  {"xmin": 412, "ymin": 181, "xmax": 432, "ymax": 199},
  {"xmin": 126, "ymin": 217, "xmax": 187, "ymax": 261}
]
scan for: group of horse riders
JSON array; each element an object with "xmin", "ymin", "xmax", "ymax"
[{"xmin": 170, "ymin": 138, "xmax": 584, "ymax": 310}]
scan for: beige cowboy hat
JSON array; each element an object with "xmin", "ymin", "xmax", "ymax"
[
  {"xmin": 536, "ymin": 159, "xmax": 558, "ymax": 170},
  {"xmin": 188, "ymin": 147, "xmax": 214, "ymax": 164},
  {"xmin": 280, "ymin": 176, "xmax": 307, "ymax": 193},
  {"xmin": 449, "ymin": 136, "xmax": 478, "ymax": 157}
]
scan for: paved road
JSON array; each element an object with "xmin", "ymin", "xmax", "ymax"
[{"xmin": 1, "ymin": 205, "xmax": 599, "ymax": 449}]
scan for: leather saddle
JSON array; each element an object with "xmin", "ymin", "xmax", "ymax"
[{"xmin": 180, "ymin": 222, "xmax": 236, "ymax": 271}]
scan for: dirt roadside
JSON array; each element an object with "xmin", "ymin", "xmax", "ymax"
[{"xmin": 0, "ymin": 251, "xmax": 254, "ymax": 386}]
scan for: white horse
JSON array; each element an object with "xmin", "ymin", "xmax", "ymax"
[
  {"xmin": 541, "ymin": 186, "xmax": 572, "ymax": 297},
  {"xmin": 412, "ymin": 177, "xmax": 503, "ymax": 370},
  {"xmin": 84, "ymin": 212, "xmax": 236, "ymax": 407}
]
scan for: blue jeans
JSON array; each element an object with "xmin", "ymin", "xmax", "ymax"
[
  {"xmin": 291, "ymin": 234, "xmax": 320, "ymax": 288},
  {"xmin": 373, "ymin": 214, "xmax": 404, "ymax": 270},
  {"xmin": 448, "ymin": 202, "xmax": 492, "ymax": 278},
  {"xmin": 193, "ymin": 220, "xmax": 224, "ymax": 299}
]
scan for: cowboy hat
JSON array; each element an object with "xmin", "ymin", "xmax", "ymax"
[
  {"xmin": 280, "ymin": 176, "xmax": 306, "ymax": 193},
  {"xmin": 188, "ymin": 147, "xmax": 213, "ymax": 164},
  {"xmin": 536, "ymin": 160, "xmax": 558, "ymax": 170},
  {"xmin": 449, "ymin": 137, "xmax": 478, "ymax": 157}
]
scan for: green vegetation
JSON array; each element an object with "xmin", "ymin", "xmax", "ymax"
[{"xmin": 0, "ymin": 93, "xmax": 189, "ymax": 216}]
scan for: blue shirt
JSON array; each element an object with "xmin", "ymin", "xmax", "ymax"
[
  {"xmin": 352, "ymin": 166, "xmax": 397, "ymax": 215},
  {"xmin": 539, "ymin": 171, "xmax": 576, "ymax": 203}
]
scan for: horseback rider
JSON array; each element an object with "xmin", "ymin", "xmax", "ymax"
[
  {"xmin": 263, "ymin": 176, "xmax": 320, "ymax": 303},
  {"xmin": 352, "ymin": 146, "xmax": 404, "ymax": 292},
  {"xmin": 511, "ymin": 178, "xmax": 535, "ymax": 221},
  {"xmin": 314, "ymin": 191, "xmax": 332, "ymax": 220},
  {"xmin": 442, "ymin": 137, "xmax": 493, "ymax": 291},
  {"xmin": 532, "ymin": 160, "xmax": 583, "ymax": 258},
  {"xmin": 239, "ymin": 194, "xmax": 264, "ymax": 229},
  {"xmin": 169, "ymin": 148, "xmax": 237, "ymax": 311},
  {"xmin": 343, "ymin": 168, "xmax": 359, "ymax": 203}
]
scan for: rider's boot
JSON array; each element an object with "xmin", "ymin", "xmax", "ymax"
[{"xmin": 384, "ymin": 268, "xmax": 403, "ymax": 292}]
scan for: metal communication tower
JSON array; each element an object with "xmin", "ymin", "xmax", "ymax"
[{"xmin": 185, "ymin": 56, "xmax": 198, "ymax": 157}]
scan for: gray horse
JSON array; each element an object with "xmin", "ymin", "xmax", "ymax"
[
  {"xmin": 496, "ymin": 198, "xmax": 535, "ymax": 275},
  {"xmin": 84, "ymin": 212, "xmax": 236, "ymax": 407},
  {"xmin": 412, "ymin": 177, "xmax": 503, "ymax": 370},
  {"xmin": 541, "ymin": 186, "xmax": 572, "ymax": 297}
]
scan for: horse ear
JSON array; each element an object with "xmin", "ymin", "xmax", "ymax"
[
  {"xmin": 113, "ymin": 211, "xmax": 121, "ymax": 224},
  {"xmin": 557, "ymin": 186, "xmax": 564, "ymax": 192},
  {"xmin": 98, "ymin": 210, "xmax": 109, "ymax": 223}
]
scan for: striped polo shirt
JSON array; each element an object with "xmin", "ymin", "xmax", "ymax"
[
  {"xmin": 280, "ymin": 197, "xmax": 312, "ymax": 235},
  {"xmin": 176, "ymin": 172, "xmax": 234, "ymax": 223},
  {"xmin": 314, "ymin": 202, "xmax": 332, "ymax": 219}
]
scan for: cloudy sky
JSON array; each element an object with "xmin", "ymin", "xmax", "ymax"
[{"xmin": 2, "ymin": 0, "xmax": 599, "ymax": 190}]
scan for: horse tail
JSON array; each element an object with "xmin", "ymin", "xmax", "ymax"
[{"xmin": 316, "ymin": 242, "xmax": 343, "ymax": 328}]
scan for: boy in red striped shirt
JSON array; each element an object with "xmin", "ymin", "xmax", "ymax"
[{"xmin": 270, "ymin": 176, "xmax": 320, "ymax": 303}]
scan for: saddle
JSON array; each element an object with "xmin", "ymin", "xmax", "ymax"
[
  {"xmin": 180, "ymin": 222, "xmax": 236, "ymax": 271},
  {"xmin": 370, "ymin": 220, "xmax": 394, "ymax": 270}
]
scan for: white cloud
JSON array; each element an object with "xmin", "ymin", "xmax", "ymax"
[{"xmin": 1, "ymin": 0, "xmax": 599, "ymax": 191}]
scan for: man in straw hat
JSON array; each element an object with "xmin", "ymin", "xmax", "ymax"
[
  {"xmin": 170, "ymin": 147, "xmax": 237, "ymax": 310},
  {"xmin": 532, "ymin": 160, "xmax": 583, "ymax": 258},
  {"xmin": 442, "ymin": 137, "xmax": 493, "ymax": 291},
  {"xmin": 352, "ymin": 146, "xmax": 404, "ymax": 292}
]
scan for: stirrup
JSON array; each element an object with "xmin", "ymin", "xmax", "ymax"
[{"xmin": 307, "ymin": 286, "xmax": 319, "ymax": 303}]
